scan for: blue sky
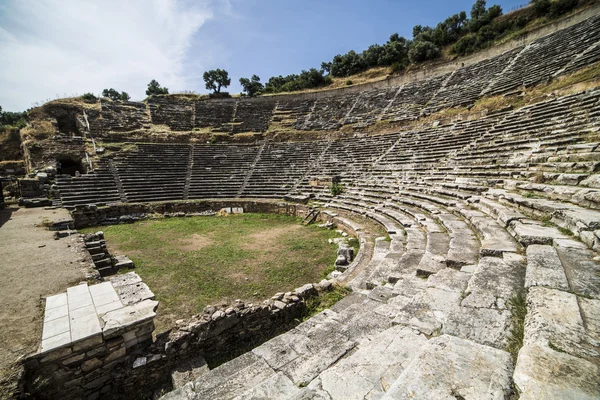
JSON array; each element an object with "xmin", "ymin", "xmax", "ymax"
[{"xmin": 0, "ymin": 0, "xmax": 528, "ymax": 111}]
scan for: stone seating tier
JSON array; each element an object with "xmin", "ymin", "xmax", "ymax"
[{"xmin": 74, "ymin": 14, "xmax": 600, "ymax": 137}]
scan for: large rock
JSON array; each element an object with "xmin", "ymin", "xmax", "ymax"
[
  {"xmin": 514, "ymin": 344, "xmax": 600, "ymax": 400},
  {"xmin": 381, "ymin": 335, "xmax": 513, "ymax": 400},
  {"xmin": 525, "ymin": 245, "xmax": 569, "ymax": 290},
  {"xmin": 462, "ymin": 254, "xmax": 525, "ymax": 310}
]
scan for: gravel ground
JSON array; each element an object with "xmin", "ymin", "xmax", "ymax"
[{"xmin": 0, "ymin": 207, "xmax": 89, "ymax": 397}]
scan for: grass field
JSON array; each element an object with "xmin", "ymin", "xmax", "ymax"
[{"xmin": 83, "ymin": 213, "xmax": 346, "ymax": 332}]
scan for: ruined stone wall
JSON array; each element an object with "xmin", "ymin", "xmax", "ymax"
[
  {"xmin": 24, "ymin": 266, "xmax": 331, "ymax": 400},
  {"xmin": 108, "ymin": 282, "xmax": 326, "ymax": 399},
  {"xmin": 22, "ymin": 301, "xmax": 157, "ymax": 400},
  {"xmin": 70, "ymin": 199, "xmax": 308, "ymax": 229}
]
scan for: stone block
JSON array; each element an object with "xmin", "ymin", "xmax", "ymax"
[
  {"xmin": 101, "ymin": 300, "xmax": 158, "ymax": 338},
  {"xmin": 381, "ymin": 335, "xmax": 513, "ymax": 399},
  {"xmin": 514, "ymin": 344, "xmax": 600, "ymax": 400},
  {"xmin": 81, "ymin": 357, "xmax": 102, "ymax": 372}
]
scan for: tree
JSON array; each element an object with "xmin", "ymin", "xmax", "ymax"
[
  {"xmin": 102, "ymin": 88, "xmax": 130, "ymax": 101},
  {"xmin": 471, "ymin": 0, "xmax": 487, "ymax": 20},
  {"xmin": 0, "ymin": 106, "xmax": 28, "ymax": 128},
  {"xmin": 330, "ymin": 50, "xmax": 367, "ymax": 77},
  {"xmin": 203, "ymin": 69, "xmax": 231, "ymax": 93},
  {"xmin": 532, "ymin": 0, "xmax": 551, "ymax": 15},
  {"xmin": 239, "ymin": 75, "xmax": 264, "ymax": 97},
  {"xmin": 408, "ymin": 40, "xmax": 441, "ymax": 63},
  {"xmin": 412, "ymin": 25, "xmax": 423, "ymax": 39},
  {"xmin": 146, "ymin": 80, "xmax": 169, "ymax": 96}
]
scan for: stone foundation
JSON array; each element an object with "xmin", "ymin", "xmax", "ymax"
[{"xmin": 70, "ymin": 199, "xmax": 309, "ymax": 229}]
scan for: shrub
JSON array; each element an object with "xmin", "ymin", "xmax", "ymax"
[
  {"xmin": 81, "ymin": 93, "xmax": 98, "ymax": 103},
  {"xmin": 102, "ymin": 88, "xmax": 130, "ymax": 101},
  {"xmin": 390, "ymin": 61, "xmax": 407, "ymax": 74},
  {"xmin": 0, "ymin": 106, "xmax": 28, "ymax": 128},
  {"xmin": 549, "ymin": 0, "xmax": 578, "ymax": 18},
  {"xmin": 345, "ymin": 80, "xmax": 353, "ymax": 86},
  {"xmin": 330, "ymin": 182, "xmax": 345, "ymax": 196},
  {"xmin": 208, "ymin": 92, "xmax": 231, "ymax": 99},
  {"xmin": 532, "ymin": 0, "xmax": 552, "ymax": 15},
  {"xmin": 408, "ymin": 40, "xmax": 441, "ymax": 63},
  {"xmin": 264, "ymin": 69, "xmax": 331, "ymax": 93},
  {"xmin": 452, "ymin": 34, "xmax": 478, "ymax": 56}
]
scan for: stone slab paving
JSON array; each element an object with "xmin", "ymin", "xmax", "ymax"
[
  {"xmin": 40, "ymin": 272, "xmax": 154, "ymax": 353},
  {"xmin": 41, "ymin": 283, "xmax": 119, "ymax": 352}
]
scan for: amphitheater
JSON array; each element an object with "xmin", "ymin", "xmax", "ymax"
[{"xmin": 2, "ymin": 5, "xmax": 600, "ymax": 400}]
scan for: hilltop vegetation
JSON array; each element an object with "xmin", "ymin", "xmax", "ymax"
[{"xmin": 263, "ymin": 0, "xmax": 590, "ymax": 94}]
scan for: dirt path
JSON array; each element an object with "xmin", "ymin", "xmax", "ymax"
[{"xmin": 0, "ymin": 207, "xmax": 88, "ymax": 391}]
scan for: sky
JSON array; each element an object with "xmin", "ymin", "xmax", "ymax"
[{"xmin": 0, "ymin": 0, "xmax": 529, "ymax": 111}]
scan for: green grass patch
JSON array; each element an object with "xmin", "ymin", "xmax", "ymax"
[
  {"xmin": 506, "ymin": 292, "xmax": 527, "ymax": 363},
  {"xmin": 83, "ymin": 213, "xmax": 345, "ymax": 331},
  {"xmin": 303, "ymin": 285, "xmax": 352, "ymax": 320},
  {"xmin": 557, "ymin": 226, "xmax": 574, "ymax": 237}
]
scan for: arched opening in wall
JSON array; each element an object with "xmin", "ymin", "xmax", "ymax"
[
  {"xmin": 55, "ymin": 114, "xmax": 78, "ymax": 136},
  {"xmin": 57, "ymin": 157, "xmax": 84, "ymax": 176}
]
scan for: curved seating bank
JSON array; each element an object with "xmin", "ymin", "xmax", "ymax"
[
  {"xmin": 39, "ymin": 10, "xmax": 600, "ymax": 400},
  {"xmin": 77, "ymin": 12, "xmax": 600, "ymax": 136},
  {"xmin": 51, "ymin": 86, "xmax": 600, "ymax": 399}
]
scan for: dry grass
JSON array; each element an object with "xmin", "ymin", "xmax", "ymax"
[{"xmin": 20, "ymin": 120, "xmax": 55, "ymax": 141}]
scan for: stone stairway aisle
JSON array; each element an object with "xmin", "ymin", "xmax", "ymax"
[
  {"xmin": 108, "ymin": 158, "xmax": 128, "ymax": 203},
  {"xmin": 183, "ymin": 145, "xmax": 194, "ymax": 200},
  {"xmin": 236, "ymin": 141, "xmax": 266, "ymax": 197}
]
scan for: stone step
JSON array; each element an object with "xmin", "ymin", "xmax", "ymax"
[
  {"xmin": 525, "ymin": 244, "xmax": 570, "ymax": 291},
  {"xmin": 309, "ymin": 325, "xmax": 427, "ymax": 400},
  {"xmin": 380, "ymin": 335, "xmax": 513, "ymax": 400},
  {"xmin": 524, "ymin": 286, "xmax": 599, "ymax": 362},
  {"xmin": 513, "ymin": 343, "xmax": 600, "ymax": 400},
  {"xmin": 458, "ymin": 208, "xmax": 519, "ymax": 256},
  {"xmin": 462, "ymin": 253, "xmax": 525, "ymax": 310},
  {"xmin": 161, "ymin": 352, "xmax": 277, "ymax": 400}
]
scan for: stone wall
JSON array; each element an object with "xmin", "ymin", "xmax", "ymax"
[
  {"xmin": 22, "ymin": 277, "xmax": 158, "ymax": 400},
  {"xmin": 23, "ymin": 275, "xmax": 334, "ymax": 400},
  {"xmin": 70, "ymin": 199, "xmax": 308, "ymax": 229},
  {"xmin": 108, "ymin": 281, "xmax": 330, "ymax": 399}
]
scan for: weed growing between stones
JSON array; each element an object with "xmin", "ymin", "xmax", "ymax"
[
  {"xmin": 303, "ymin": 285, "xmax": 352, "ymax": 320},
  {"xmin": 557, "ymin": 226, "xmax": 574, "ymax": 236},
  {"xmin": 330, "ymin": 182, "xmax": 345, "ymax": 196},
  {"xmin": 506, "ymin": 292, "xmax": 527, "ymax": 363},
  {"xmin": 548, "ymin": 340, "xmax": 566, "ymax": 353}
]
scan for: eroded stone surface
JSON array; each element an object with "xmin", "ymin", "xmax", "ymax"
[
  {"xmin": 462, "ymin": 255, "xmax": 525, "ymax": 310},
  {"xmin": 525, "ymin": 244, "xmax": 569, "ymax": 290},
  {"xmin": 101, "ymin": 299, "xmax": 158, "ymax": 338},
  {"xmin": 514, "ymin": 344, "xmax": 600, "ymax": 400},
  {"xmin": 524, "ymin": 286, "xmax": 599, "ymax": 360},
  {"xmin": 318, "ymin": 326, "xmax": 427, "ymax": 400},
  {"xmin": 381, "ymin": 335, "xmax": 513, "ymax": 400}
]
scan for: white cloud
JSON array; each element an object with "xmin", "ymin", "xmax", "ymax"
[{"xmin": 0, "ymin": 0, "xmax": 214, "ymax": 110}]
